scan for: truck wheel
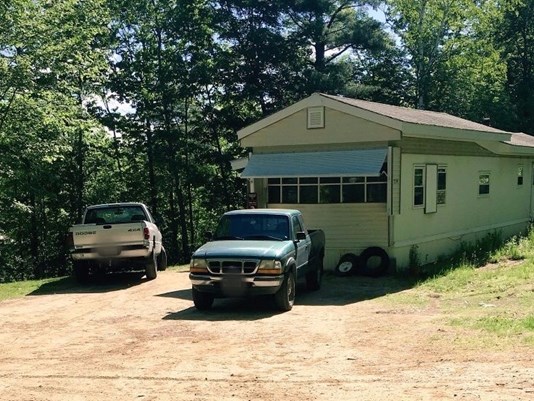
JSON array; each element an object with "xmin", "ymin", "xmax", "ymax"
[
  {"xmin": 157, "ymin": 247, "xmax": 168, "ymax": 271},
  {"xmin": 306, "ymin": 256, "xmax": 323, "ymax": 291},
  {"xmin": 145, "ymin": 252, "xmax": 158, "ymax": 280},
  {"xmin": 192, "ymin": 287, "xmax": 214, "ymax": 311},
  {"xmin": 360, "ymin": 247, "xmax": 389, "ymax": 277},
  {"xmin": 274, "ymin": 271, "xmax": 295, "ymax": 311},
  {"xmin": 73, "ymin": 261, "xmax": 90, "ymax": 284},
  {"xmin": 334, "ymin": 253, "xmax": 359, "ymax": 276}
]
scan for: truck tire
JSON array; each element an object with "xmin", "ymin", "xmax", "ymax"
[
  {"xmin": 334, "ymin": 253, "xmax": 359, "ymax": 276},
  {"xmin": 360, "ymin": 247, "xmax": 389, "ymax": 277},
  {"xmin": 157, "ymin": 247, "xmax": 168, "ymax": 271},
  {"xmin": 73, "ymin": 261, "xmax": 90, "ymax": 284},
  {"xmin": 306, "ymin": 256, "xmax": 323, "ymax": 291},
  {"xmin": 192, "ymin": 287, "xmax": 214, "ymax": 310},
  {"xmin": 274, "ymin": 271, "xmax": 295, "ymax": 311},
  {"xmin": 145, "ymin": 252, "xmax": 158, "ymax": 280}
]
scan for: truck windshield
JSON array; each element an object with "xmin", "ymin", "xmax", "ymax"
[
  {"xmin": 84, "ymin": 206, "xmax": 147, "ymax": 225},
  {"xmin": 214, "ymin": 214, "xmax": 289, "ymax": 241}
]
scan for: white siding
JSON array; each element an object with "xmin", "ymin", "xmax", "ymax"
[
  {"xmin": 271, "ymin": 203, "xmax": 388, "ymax": 269},
  {"xmin": 392, "ymin": 152, "xmax": 533, "ymax": 267}
]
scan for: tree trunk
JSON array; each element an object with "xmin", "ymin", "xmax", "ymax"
[
  {"xmin": 145, "ymin": 119, "xmax": 158, "ymax": 216},
  {"xmin": 176, "ymin": 176, "xmax": 190, "ymax": 262},
  {"xmin": 314, "ymin": 42, "xmax": 326, "ymax": 71},
  {"xmin": 74, "ymin": 128, "xmax": 85, "ymax": 222},
  {"xmin": 167, "ymin": 184, "xmax": 180, "ymax": 264}
]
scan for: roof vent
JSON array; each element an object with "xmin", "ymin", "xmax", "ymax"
[{"xmin": 307, "ymin": 106, "xmax": 325, "ymax": 129}]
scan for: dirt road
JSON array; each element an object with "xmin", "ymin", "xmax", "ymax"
[{"xmin": 0, "ymin": 270, "xmax": 532, "ymax": 401}]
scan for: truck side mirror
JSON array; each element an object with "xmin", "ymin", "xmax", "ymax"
[
  {"xmin": 204, "ymin": 231, "xmax": 213, "ymax": 241},
  {"xmin": 296, "ymin": 232, "xmax": 307, "ymax": 241}
]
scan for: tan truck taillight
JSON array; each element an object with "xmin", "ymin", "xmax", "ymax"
[
  {"xmin": 143, "ymin": 227, "xmax": 150, "ymax": 240},
  {"xmin": 66, "ymin": 232, "xmax": 74, "ymax": 249}
]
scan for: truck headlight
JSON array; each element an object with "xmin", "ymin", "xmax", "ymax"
[
  {"xmin": 190, "ymin": 258, "xmax": 209, "ymax": 273},
  {"xmin": 257, "ymin": 259, "xmax": 282, "ymax": 275}
]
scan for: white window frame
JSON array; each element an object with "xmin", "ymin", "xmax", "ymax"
[
  {"xmin": 266, "ymin": 176, "xmax": 387, "ymax": 204},
  {"xmin": 413, "ymin": 164, "xmax": 446, "ymax": 210},
  {"xmin": 413, "ymin": 166, "xmax": 425, "ymax": 208},
  {"xmin": 437, "ymin": 166, "xmax": 447, "ymax": 205},
  {"xmin": 517, "ymin": 165, "xmax": 524, "ymax": 186},
  {"xmin": 478, "ymin": 171, "xmax": 491, "ymax": 196},
  {"xmin": 425, "ymin": 164, "xmax": 438, "ymax": 214}
]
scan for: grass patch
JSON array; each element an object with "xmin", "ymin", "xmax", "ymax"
[
  {"xmin": 385, "ymin": 229, "xmax": 534, "ymax": 347},
  {"xmin": 0, "ymin": 276, "xmax": 70, "ymax": 301},
  {"xmin": 171, "ymin": 264, "xmax": 190, "ymax": 273},
  {"xmin": 475, "ymin": 315, "xmax": 534, "ymax": 333},
  {"xmin": 0, "ymin": 264, "xmax": 190, "ymax": 301}
]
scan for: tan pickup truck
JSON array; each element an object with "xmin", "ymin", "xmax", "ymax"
[{"xmin": 67, "ymin": 202, "xmax": 166, "ymax": 283}]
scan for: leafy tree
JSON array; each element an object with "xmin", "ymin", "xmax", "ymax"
[
  {"xmin": 214, "ymin": 0, "xmax": 309, "ymax": 115},
  {"xmin": 349, "ymin": 45, "xmax": 414, "ymax": 105},
  {"xmin": 105, "ymin": 0, "xmax": 248, "ymax": 261},
  {"xmin": 285, "ymin": 0, "xmax": 391, "ymax": 94},
  {"xmin": 0, "ymin": 0, "xmax": 114, "ymax": 281},
  {"xmin": 495, "ymin": 0, "xmax": 534, "ymax": 134},
  {"xmin": 385, "ymin": 0, "xmax": 475, "ymax": 109}
]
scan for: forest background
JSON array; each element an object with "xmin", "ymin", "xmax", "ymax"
[{"xmin": 0, "ymin": 0, "xmax": 533, "ymax": 282}]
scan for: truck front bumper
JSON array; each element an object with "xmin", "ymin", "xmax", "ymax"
[{"xmin": 189, "ymin": 273, "xmax": 284, "ymax": 296}]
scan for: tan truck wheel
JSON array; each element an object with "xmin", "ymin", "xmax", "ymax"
[{"xmin": 145, "ymin": 252, "xmax": 158, "ymax": 280}]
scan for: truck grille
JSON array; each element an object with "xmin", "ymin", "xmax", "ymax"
[{"xmin": 207, "ymin": 259, "xmax": 259, "ymax": 275}]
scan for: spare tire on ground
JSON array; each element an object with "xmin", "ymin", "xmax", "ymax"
[
  {"xmin": 359, "ymin": 247, "xmax": 390, "ymax": 277},
  {"xmin": 334, "ymin": 253, "xmax": 359, "ymax": 276}
]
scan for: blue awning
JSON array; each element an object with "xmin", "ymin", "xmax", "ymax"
[{"xmin": 241, "ymin": 148, "xmax": 387, "ymax": 178}]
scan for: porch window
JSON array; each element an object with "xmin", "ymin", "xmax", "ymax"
[
  {"xmin": 281, "ymin": 178, "xmax": 298, "ymax": 203},
  {"xmin": 319, "ymin": 177, "xmax": 341, "ymax": 204},
  {"xmin": 267, "ymin": 178, "xmax": 281, "ymax": 203},
  {"xmin": 366, "ymin": 176, "xmax": 387, "ymax": 203},
  {"xmin": 299, "ymin": 177, "xmax": 318, "ymax": 204},
  {"xmin": 342, "ymin": 177, "xmax": 365, "ymax": 203},
  {"xmin": 267, "ymin": 175, "xmax": 387, "ymax": 204}
]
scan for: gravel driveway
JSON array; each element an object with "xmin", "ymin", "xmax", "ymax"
[{"xmin": 0, "ymin": 270, "xmax": 532, "ymax": 401}]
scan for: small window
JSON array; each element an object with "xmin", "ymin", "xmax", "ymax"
[
  {"xmin": 479, "ymin": 173, "xmax": 490, "ymax": 195},
  {"xmin": 413, "ymin": 167, "xmax": 424, "ymax": 206},
  {"xmin": 517, "ymin": 166, "xmax": 524, "ymax": 186},
  {"xmin": 437, "ymin": 167, "xmax": 447, "ymax": 204}
]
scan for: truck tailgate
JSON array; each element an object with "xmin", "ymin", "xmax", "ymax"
[{"xmin": 71, "ymin": 223, "xmax": 146, "ymax": 248}]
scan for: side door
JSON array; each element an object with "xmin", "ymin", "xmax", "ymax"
[{"xmin": 292, "ymin": 215, "xmax": 310, "ymax": 272}]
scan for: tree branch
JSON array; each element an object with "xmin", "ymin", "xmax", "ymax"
[{"xmin": 325, "ymin": 44, "xmax": 352, "ymax": 64}]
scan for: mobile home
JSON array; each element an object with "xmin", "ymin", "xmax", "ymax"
[{"xmin": 237, "ymin": 93, "xmax": 534, "ymax": 271}]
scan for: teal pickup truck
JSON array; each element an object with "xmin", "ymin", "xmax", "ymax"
[{"xmin": 189, "ymin": 209, "xmax": 325, "ymax": 312}]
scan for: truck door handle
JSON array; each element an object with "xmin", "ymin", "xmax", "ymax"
[{"xmin": 103, "ymin": 225, "xmax": 112, "ymax": 229}]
